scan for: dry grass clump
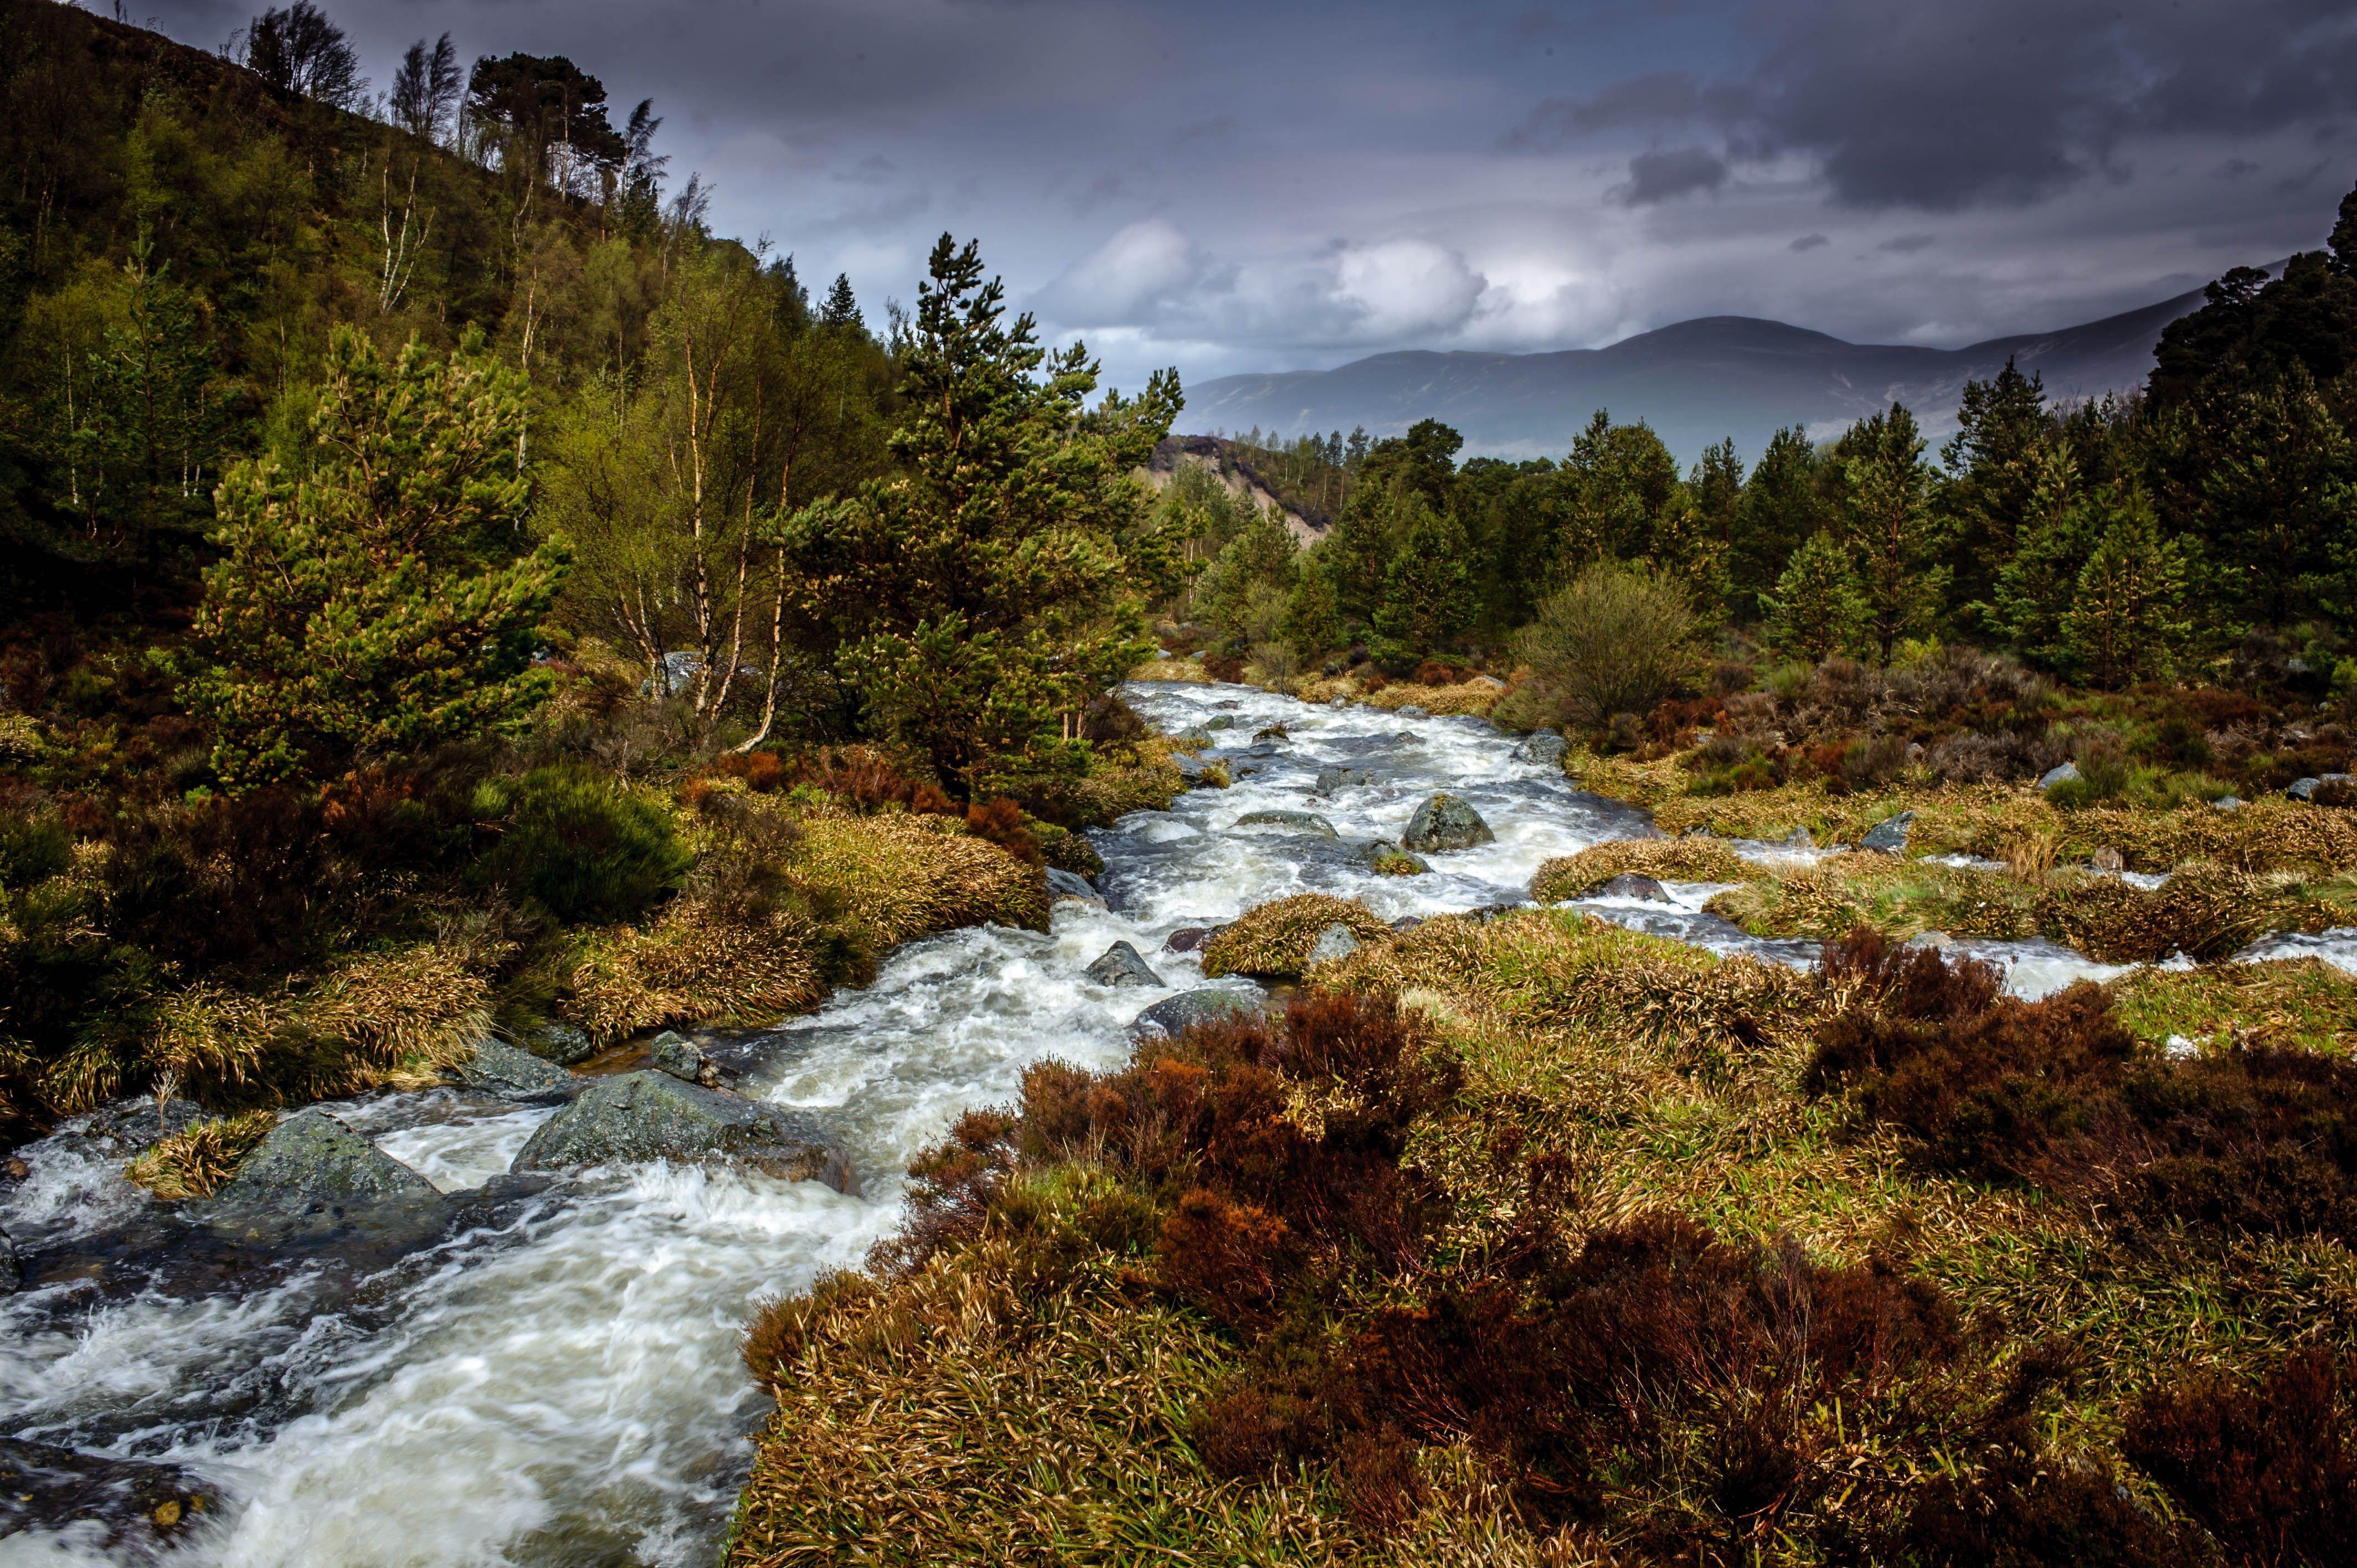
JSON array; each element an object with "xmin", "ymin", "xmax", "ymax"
[
  {"xmin": 1128, "ymin": 656, "xmax": 1211, "ymax": 684},
  {"xmin": 125, "ymin": 1109, "xmax": 276, "ymax": 1199},
  {"xmin": 565, "ymin": 901, "xmax": 826, "ymax": 1043},
  {"xmin": 789, "ymin": 809, "xmax": 1047, "ymax": 949},
  {"xmin": 1528, "ymin": 837, "xmax": 1762, "ymax": 902},
  {"xmin": 1200, "ymin": 894, "xmax": 1394, "ymax": 978},
  {"xmin": 2111, "ymin": 960, "xmax": 2357, "ymax": 1056},
  {"xmin": 1707, "ymin": 858, "xmax": 2042, "ymax": 943},
  {"xmin": 1361, "ymin": 678, "xmax": 1502, "ymax": 718},
  {"xmin": 136, "ymin": 940, "xmax": 495, "ymax": 1108},
  {"xmin": 1069, "ymin": 737, "xmax": 1187, "ymax": 823}
]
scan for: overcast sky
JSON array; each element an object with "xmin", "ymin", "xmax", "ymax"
[{"xmin": 129, "ymin": 0, "xmax": 2357, "ymax": 397}]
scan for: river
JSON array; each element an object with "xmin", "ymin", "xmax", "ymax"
[{"xmin": 0, "ymin": 680, "xmax": 2276, "ymax": 1565}]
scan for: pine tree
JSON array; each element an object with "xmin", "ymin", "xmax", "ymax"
[
  {"xmin": 183, "ymin": 328, "xmax": 570, "ymax": 787},
  {"xmin": 2062, "ymin": 494, "xmax": 2195, "ymax": 688},
  {"xmin": 1764, "ymin": 530, "xmax": 1870, "ymax": 661},
  {"xmin": 1841, "ymin": 403, "xmax": 1948, "ymax": 661},
  {"xmin": 1278, "ymin": 553, "xmax": 1344, "ymax": 660},
  {"xmin": 1372, "ymin": 492, "xmax": 1475, "ymax": 656},
  {"xmin": 783, "ymin": 235, "xmax": 1179, "ymax": 792},
  {"xmin": 820, "ymin": 273, "xmax": 861, "ymax": 332},
  {"xmin": 1939, "ymin": 358, "xmax": 2049, "ymax": 615},
  {"xmin": 1989, "ymin": 446, "xmax": 2099, "ymax": 669},
  {"xmin": 1728, "ymin": 425, "xmax": 1823, "ymax": 621}
]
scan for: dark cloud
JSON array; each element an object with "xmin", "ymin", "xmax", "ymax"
[
  {"xmin": 1516, "ymin": 0, "xmax": 2357, "ymax": 210},
  {"xmin": 1614, "ymin": 146, "xmax": 1728, "ymax": 205},
  {"xmin": 1877, "ymin": 233, "xmax": 1938, "ymax": 254},
  {"xmin": 1789, "ymin": 233, "xmax": 1830, "ymax": 251}
]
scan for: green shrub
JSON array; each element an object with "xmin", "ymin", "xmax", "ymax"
[
  {"xmin": 1505, "ymin": 562, "xmax": 1706, "ymax": 730},
  {"xmin": 0, "ymin": 809, "xmax": 72, "ymax": 889},
  {"xmin": 470, "ymin": 767, "xmax": 690, "ymax": 924}
]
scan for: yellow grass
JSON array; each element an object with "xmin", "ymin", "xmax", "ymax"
[
  {"xmin": 1200, "ymin": 893, "xmax": 1395, "ymax": 979},
  {"xmin": 1128, "ymin": 657, "xmax": 1211, "ymax": 684},
  {"xmin": 125, "ymin": 1109, "xmax": 276, "ymax": 1199}
]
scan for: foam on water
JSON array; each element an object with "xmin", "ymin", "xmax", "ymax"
[{"xmin": 0, "ymin": 680, "xmax": 2193, "ymax": 1565}]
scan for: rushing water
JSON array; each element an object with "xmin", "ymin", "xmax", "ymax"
[{"xmin": 0, "ymin": 682, "xmax": 2191, "ymax": 1565}]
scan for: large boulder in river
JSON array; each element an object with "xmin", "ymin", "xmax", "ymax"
[
  {"xmin": 454, "ymin": 1038, "xmax": 578, "ymax": 1097},
  {"xmin": 0, "ymin": 1437, "xmax": 216, "ymax": 1554},
  {"xmin": 1233, "ymin": 809, "xmax": 1337, "ymax": 837},
  {"xmin": 1403, "ymin": 793, "xmax": 1494, "ymax": 853},
  {"xmin": 1085, "ymin": 940, "xmax": 1164, "ymax": 988},
  {"xmin": 1511, "ymin": 730, "xmax": 1568, "ymax": 768},
  {"xmin": 511, "ymin": 1071, "xmax": 856, "ymax": 1193},
  {"xmin": 1129, "ymin": 988, "xmax": 1264, "ymax": 1040},
  {"xmin": 213, "ymin": 1109, "xmax": 438, "ymax": 1215},
  {"xmin": 1046, "ymin": 868, "xmax": 1108, "ymax": 907},
  {"xmin": 1, "ymin": 1226, "xmax": 18, "ymax": 1293}
]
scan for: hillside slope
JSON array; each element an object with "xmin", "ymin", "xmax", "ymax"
[{"xmin": 1182, "ymin": 277, "xmax": 2247, "ymax": 461}]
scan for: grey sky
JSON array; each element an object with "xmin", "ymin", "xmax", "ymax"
[{"xmin": 132, "ymin": 0, "xmax": 2357, "ymax": 399}]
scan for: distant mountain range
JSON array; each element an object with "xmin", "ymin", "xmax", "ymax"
[{"xmin": 1180, "ymin": 273, "xmax": 2267, "ymax": 463}]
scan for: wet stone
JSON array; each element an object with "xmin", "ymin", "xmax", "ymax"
[
  {"xmin": 0, "ymin": 1437, "xmax": 216, "ymax": 1558},
  {"xmin": 1233, "ymin": 809, "xmax": 1337, "ymax": 837},
  {"xmin": 1403, "ymin": 793, "xmax": 1495, "ymax": 853},
  {"xmin": 1597, "ymin": 874, "xmax": 1672, "ymax": 902},
  {"xmin": 214, "ymin": 1110, "xmax": 438, "ymax": 1216},
  {"xmin": 1085, "ymin": 940, "xmax": 1165, "ymax": 989},
  {"xmin": 1314, "ymin": 767, "xmax": 1372, "ymax": 793},
  {"xmin": 512, "ymin": 1070, "xmax": 857, "ymax": 1193},
  {"xmin": 1859, "ymin": 811, "xmax": 1915, "ymax": 854},
  {"xmin": 1130, "ymin": 988, "xmax": 1264, "ymax": 1040},
  {"xmin": 650, "ymin": 1030, "xmax": 723, "ymax": 1089},
  {"xmin": 1511, "ymin": 730, "xmax": 1568, "ymax": 767},
  {"xmin": 2039, "ymin": 762, "xmax": 2081, "ymax": 791},
  {"xmin": 1174, "ymin": 752, "xmax": 1208, "ymax": 782},
  {"xmin": 456, "ymin": 1038, "xmax": 579, "ymax": 1097},
  {"xmin": 1, "ymin": 1225, "xmax": 18, "ymax": 1293},
  {"xmin": 1397, "ymin": 704, "xmax": 1430, "ymax": 718},
  {"xmin": 77, "ymin": 1096, "xmax": 209, "ymax": 1157},
  {"xmin": 1047, "ymin": 867, "xmax": 1107, "ymax": 906},
  {"xmin": 521, "ymin": 1022, "xmax": 598, "ymax": 1066},
  {"xmin": 1162, "ymin": 925, "xmax": 1214, "ymax": 953}
]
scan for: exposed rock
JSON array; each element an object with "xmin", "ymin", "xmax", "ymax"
[
  {"xmin": 2290, "ymin": 773, "xmax": 2351, "ymax": 801},
  {"xmin": 1, "ymin": 1226, "xmax": 18, "ymax": 1293},
  {"xmin": 521, "ymin": 1022, "xmax": 597, "ymax": 1066},
  {"xmin": 1391, "ymin": 915, "xmax": 1424, "ymax": 932},
  {"xmin": 0, "ymin": 1437, "xmax": 216, "ymax": 1556},
  {"xmin": 1597, "ymin": 873, "xmax": 1672, "ymax": 902},
  {"xmin": 1203, "ymin": 714, "xmax": 1238, "ymax": 730},
  {"xmin": 512, "ymin": 1071, "xmax": 856, "ymax": 1192},
  {"xmin": 1233, "ymin": 809, "xmax": 1338, "ymax": 837},
  {"xmin": 1046, "ymin": 868, "xmax": 1108, "ymax": 907},
  {"xmin": 1402, "ymin": 793, "xmax": 1494, "ymax": 853},
  {"xmin": 1372, "ymin": 849, "xmax": 1431, "ymax": 876},
  {"xmin": 1511, "ymin": 730, "xmax": 1568, "ymax": 767},
  {"xmin": 456, "ymin": 1038, "xmax": 578, "ymax": 1097},
  {"xmin": 1397, "ymin": 704, "xmax": 1430, "ymax": 719},
  {"xmin": 1859, "ymin": 811, "xmax": 1916, "ymax": 855},
  {"xmin": 1174, "ymin": 725, "xmax": 1213, "ymax": 744},
  {"xmin": 1253, "ymin": 723, "xmax": 1289, "ymax": 742},
  {"xmin": 1313, "ymin": 766, "xmax": 1372, "ymax": 793},
  {"xmin": 213, "ymin": 1110, "xmax": 438, "ymax": 1215},
  {"xmin": 1330, "ymin": 695, "xmax": 1351, "ymax": 707},
  {"xmin": 1085, "ymin": 940, "xmax": 1165, "ymax": 988},
  {"xmin": 2214, "ymin": 795, "xmax": 2243, "ymax": 811},
  {"xmin": 1173, "ymin": 752, "xmax": 1208, "ymax": 782},
  {"xmin": 1162, "ymin": 926, "xmax": 1213, "ymax": 953},
  {"xmin": 2038, "ymin": 762, "xmax": 2081, "ymax": 791},
  {"xmin": 650, "ymin": 1030, "xmax": 722, "ymax": 1089},
  {"xmin": 79, "ymin": 1096, "xmax": 209, "ymax": 1156},
  {"xmin": 1305, "ymin": 924, "xmax": 1360, "ymax": 965},
  {"xmin": 1129, "ymin": 988, "xmax": 1264, "ymax": 1040}
]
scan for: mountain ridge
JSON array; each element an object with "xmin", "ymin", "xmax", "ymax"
[{"xmin": 1180, "ymin": 276, "xmax": 2253, "ymax": 462}]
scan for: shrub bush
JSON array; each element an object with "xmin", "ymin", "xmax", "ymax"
[
  {"xmin": 0, "ymin": 806, "xmax": 71, "ymax": 888},
  {"xmin": 2123, "ymin": 1348, "xmax": 2357, "ymax": 1565},
  {"xmin": 470, "ymin": 766, "xmax": 691, "ymax": 924},
  {"xmin": 1507, "ymin": 561, "xmax": 1706, "ymax": 731}
]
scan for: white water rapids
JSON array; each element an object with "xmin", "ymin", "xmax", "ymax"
[{"xmin": 0, "ymin": 680, "xmax": 2338, "ymax": 1566}]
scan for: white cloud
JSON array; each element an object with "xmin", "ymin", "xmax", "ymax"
[{"xmin": 1035, "ymin": 218, "xmax": 1204, "ymax": 324}]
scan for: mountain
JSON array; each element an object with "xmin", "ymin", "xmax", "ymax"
[{"xmin": 1180, "ymin": 278, "xmax": 2257, "ymax": 463}]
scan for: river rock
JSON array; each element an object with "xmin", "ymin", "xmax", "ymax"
[
  {"xmin": 79, "ymin": 1096, "xmax": 209, "ymax": 1156},
  {"xmin": 0, "ymin": 1437, "xmax": 216, "ymax": 1555},
  {"xmin": 1253, "ymin": 724, "xmax": 1289, "ymax": 742},
  {"xmin": 1162, "ymin": 925, "xmax": 1214, "ymax": 953},
  {"xmin": 1174, "ymin": 725, "xmax": 1213, "ymax": 744},
  {"xmin": 2214, "ymin": 795, "xmax": 2243, "ymax": 811},
  {"xmin": 1403, "ymin": 793, "xmax": 1494, "ymax": 853},
  {"xmin": 1233, "ymin": 809, "xmax": 1337, "ymax": 837},
  {"xmin": 512, "ymin": 1071, "xmax": 856, "ymax": 1192},
  {"xmin": 2038, "ymin": 762, "xmax": 2081, "ymax": 791},
  {"xmin": 521, "ymin": 1021, "xmax": 597, "ymax": 1066},
  {"xmin": 1129, "ymin": 988, "xmax": 1264, "ymax": 1040},
  {"xmin": 1203, "ymin": 715, "xmax": 1238, "ymax": 731},
  {"xmin": 1597, "ymin": 874, "xmax": 1672, "ymax": 902},
  {"xmin": 1511, "ymin": 730, "xmax": 1568, "ymax": 767},
  {"xmin": 1305, "ymin": 924, "xmax": 1360, "ymax": 965},
  {"xmin": 1046, "ymin": 868, "xmax": 1108, "ymax": 907},
  {"xmin": 214, "ymin": 1110, "xmax": 438, "ymax": 1215},
  {"xmin": 1391, "ymin": 915, "xmax": 1424, "ymax": 932},
  {"xmin": 456, "ymin": 1038, "xmax": 579, "ymax": 1097},
  {"xmin": 1397, "ymin": 704, "xmax": 1430, "ymax": 719},
  {"xmin": 1, "ymin": 1226, "xmax": 18, "ymax": 1293},
  {"xmin": 1314, "ymin": 767, "xmax": 1372, "ymax": 793},
  {"xmin": 650, "ymin": 1030, "xmax": 722, "ymax": 1089},
  {"xmin": 1859, "ymin": 811, "xmax": 1915, "ymax": 854},
  {"xmin": 1085, "ymin": 940, "xmax": 1164, "ymax": 988},
  {"xmin": 2289, "ymin": 773, "xmax": 2351, "ymax": 801},
  {"xmin": 1173, "ymin": 752, "xmax": 1208, "ymax": 783}
]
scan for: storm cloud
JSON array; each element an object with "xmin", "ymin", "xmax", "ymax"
[{"xmin": 122, "ymin": 0, "xmax": 2357, "ymax": 410}]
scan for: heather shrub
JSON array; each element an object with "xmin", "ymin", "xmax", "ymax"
[
  {"xmin": 470, "ymin": 766, "xmax": 690, "ymax": 924},
  {"xmin": 2124, "ymin": 1349, "xmax": 2357, "ymax": 1566}
]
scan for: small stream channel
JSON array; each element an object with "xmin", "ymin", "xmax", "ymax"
[{"xmin": 2, "ymin": 680, "xmax": 2344, "ymax": 1566}]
